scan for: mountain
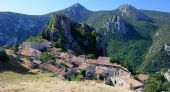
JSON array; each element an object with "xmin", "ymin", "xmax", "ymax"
[
  {"xmin": 47, "ymin": 3, "xmax": 92, "ymax": 22},
  {"xmin": 0, "ymin": 12, "xmax": 48, "ymax": 46},
  {"xmin": 1, "ymin": 3, "xmax": 170, "ymax": 73}
]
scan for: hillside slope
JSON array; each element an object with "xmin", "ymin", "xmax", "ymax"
[
  {"xmin": 0, "ymin": 72, "xmax": 133, "ymax": 92},
  {"xmin": 0, "ymin": 12, "xmax": 48, "ymax": 46}
]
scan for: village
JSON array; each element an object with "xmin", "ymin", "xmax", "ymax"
[{"xmin": 17, "ymin": 39, "xmax": 146, "ymax": 92}]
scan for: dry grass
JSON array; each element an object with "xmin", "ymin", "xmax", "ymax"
[{"xmin": 0, "ymin": 72, "xmax": 133, "ymax": 92}]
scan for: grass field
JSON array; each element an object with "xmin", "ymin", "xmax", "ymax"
[{"xmin": 0, "ymin": 71, "xmax": 133, "ymax": 92}]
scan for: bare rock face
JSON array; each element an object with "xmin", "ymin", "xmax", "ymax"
[
  {"xmin": 165, "ymin": 42, "xmax": 170, "ymax": 55},
  {"xmin": 105, "ymin": 16, "xmax": 127, "ymax": 35},
  {"xmin": 118, "ymin": 4, "xmax": 152, "ymax": 22},
  {"xmin": 45, "ymin": 15, "xmax": 82, "ymax": 53}
]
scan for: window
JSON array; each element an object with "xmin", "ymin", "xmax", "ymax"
[{"xmin": 114, "ymin": 80, "xmax": 116, "ymax": 84}]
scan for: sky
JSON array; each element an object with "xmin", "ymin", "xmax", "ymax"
[{"xmin": 0, "ymin": 0, "xmax": 169, "ymax": 15}]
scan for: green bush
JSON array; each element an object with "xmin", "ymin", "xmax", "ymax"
[
  {"xmin": 143, "ymin": 73, "xmax": 168, "ymax": 92},
  {"xmin": 39, "ymin": 52, "xmax": 55, "ymax": 63}
]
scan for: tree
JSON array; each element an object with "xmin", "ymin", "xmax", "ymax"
[
  {"xmin": 12, "ymin": 42, "xmax": 19, "ymax": 53},
  {"xmin": 39, "ymin": 52, "xmax": 55, "ymax": 63},
  {"xmin": 0, "ymin": 48, "xmax": 9, "ymax": 61}
]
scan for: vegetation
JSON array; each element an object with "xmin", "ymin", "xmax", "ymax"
[
  {"xmin": 27, "ymin": 33, "xmax": 43, "ymax": 42},
  {"xmin": 107, "ymin": 37, "xmax": 151, "ymax": 72},
  {"xmin": 0, "ymin": 48, "xmax": 9, "ymax": 61},
  {"xmin": 39, "ymin": 52, "xmax": 55, "ymax": 63},
  {"xmin": 143, "ymin": 73, "xmax": 170, "ymax": 92},
  {"xmin": 12, "ymin": 42, "xmax": 19, "ymax": 53},
  {"xmin": 42, "ymin": 15, "xmax": 65, "ymax": 48},
  {"xmin": 70, "ymin": 23, "xmax": 99, "ymax": 55}
]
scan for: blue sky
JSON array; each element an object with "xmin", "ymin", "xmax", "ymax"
[{"xmin": 0, "ymin": 0, "xmax": 169, "ymax": 15}]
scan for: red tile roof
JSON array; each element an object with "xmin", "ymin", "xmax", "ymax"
[
  {"xmin": 78, "ymin": 63, "xmax": 90, "ymax": 70},
  {"xmin": 40, "ymin": 63, "xmax": 65, "ymax": 76},
  {"xmin": 20, "ymin": 48, "xmax": 41, "ymax": 57},
  {"xmin": 97, "ymin": 56, "xmax": 110, "ymax": 64},
  {"xmin": 71, "ymin": 56, "xmax": 85, "ymax": 65}
]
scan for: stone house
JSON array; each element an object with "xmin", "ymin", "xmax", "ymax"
[
  {"xmin": 41, "ymin": 39, "xmax": 52, "ymax": 48},
  {"xmin": 85, "ymin": 57, "xmax": 130, "ymax": 79},
  {"xmin": 19, "ymin": 42, "xmax": 44, "ymax": 51},
  {"xmin": 110, "ymin": 75, "xmax": 143, "ymax": 91},
  {"xmin": 78, "ymin": 63, "xmax": 96, "ymax": 77}
]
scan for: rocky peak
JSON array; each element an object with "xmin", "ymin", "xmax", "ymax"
[
  {"xmin": 60, "ymin": 3, "xmax": 91, "ymax": 22},
  {"xmin": 68, "ymin": 3, "xmax": 88, "ymax": 11},
  {"xmin": 118, "ymin": 4, "xmax": 137, "ymax": 16},
  {"xmin": 118, "ymin": 4, "xmax": 153, "ymax": 21}
]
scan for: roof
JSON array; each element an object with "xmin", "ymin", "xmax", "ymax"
[
  {"xmin": 42, "ymin": 39, "xmax": 52, "ymax": 48},
  {"xmin": 71, "ymin": 56, "xmax": 85, "ymax": 65},
  {"xmin": 85, "ymin": 57, "xmax": 111, "ymax": 65},
  {"xmin": 20, "ymin": 48, "xmax": 41, "ymax": 57},
  {"xmin": 95, "ymin": 67, "xmax": 107, "ymax": 74},
  {"xmin": 97, "ymin": 56, "xmax": 110, "ymax": 64},
  {"xmin": 78, "ymin": 63, "xmax": 90, "ymax": 70},
  {"xmin": 49, "ymin": 47, "xmax": 61, "ymax": 56},
  {"xmin": 137, "ymin": 74, "xmax": 149, "ymax": 82},
  {"xmin": 32, "ymin": 60, "xmax": 42, "ymax": 64},
  {"xmin": 120, "ymin": 75, "xmax": 143, "ymax": 88},
  {"xmin": 56, "ymin": 60, "xmax": 73, "ymax": 68},
  {"xmin": 85, "ymin": 58, "xmax": 129, "ymax": 72},
  {"xmin": 40, "ymin": 63, "xmax": 65, "ymax": 76}
]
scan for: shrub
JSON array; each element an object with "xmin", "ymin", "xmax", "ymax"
[{"xmin": 39, "ymin": 52, "xmax": 55, "ymax": 63}]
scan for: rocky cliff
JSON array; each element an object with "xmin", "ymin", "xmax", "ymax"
[{"xmin": 42, "ymin": 14, "xmax": 99, "ymax": 55}]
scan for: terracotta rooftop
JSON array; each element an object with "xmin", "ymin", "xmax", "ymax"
[
  {"xmin": 78, "ymin": 63, "xmax": 90, "ymax": 70},
  {"xmin": 20, "ymin": 48, "xmax": 41, "ymax": 57},
  {"xmin": 56, "ymin": 60, "xmax": 73, "ymax": 68},
  {"xmin": 97, "ymin": 56, "xmax": 110, "ymax": 64},
  {"xmin": 120, "ymin": 75, "xmax": 143, "ymax": 88},
  {"xmin": 71, "ymin": 56, "xmax": 85, "ymax": 65},
  {"xmin": 95, "ymin": 67, "xmax": 108, "ymax": 74},
  {"xmin": 85, "ymin": 58, "xmax": 129, "ymax": 72},
  {"xmin": 40, "ymin": 63, "xmax": 65, "ymax": 76},
  {"xmin": 32, "ymin": 60, "xmax": 41, "ymax": 64},
  {"xmin": 49, "ymin": 47, "xmax": 61, "ymax": 56}
]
